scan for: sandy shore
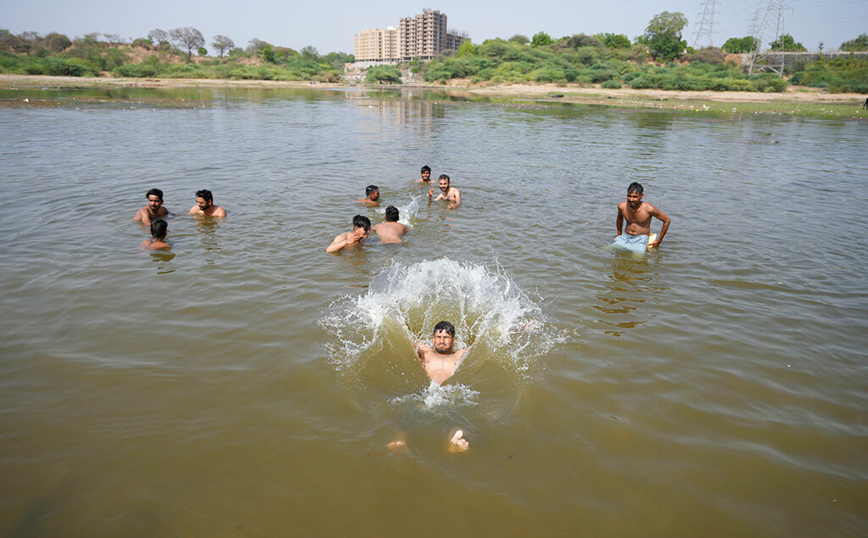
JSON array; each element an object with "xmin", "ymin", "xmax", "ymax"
[{"xmin": 2, "ymin": 74, "xmax": 866, "ymax": 115}]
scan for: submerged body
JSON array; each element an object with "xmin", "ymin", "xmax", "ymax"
[{"xmin": 615, "ymin": 182, "xmax": 670, "ymax": 249}]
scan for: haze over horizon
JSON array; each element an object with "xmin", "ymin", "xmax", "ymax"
[{"xmin": 1, "ymin": 0, "xmax": 865, "ymax": 55}]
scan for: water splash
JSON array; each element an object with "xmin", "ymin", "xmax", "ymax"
[
  {"xmin": 320, "ymin": 258, "xmax": 560, "ymax": 390},
  {"xmin": 376, "ymin": 196, "xmax": 420, "ymax": 228}
]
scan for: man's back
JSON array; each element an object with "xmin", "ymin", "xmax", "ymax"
[{"xmin": 374, "ymin": 222, "xmax": 408, "ymax": 244}]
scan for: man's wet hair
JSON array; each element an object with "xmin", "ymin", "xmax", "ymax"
[
  {"xmin": 196, "ymin": 189, "xmax": 213, "ymax": 202},
  {"xmin": 438, "ymin": 174, "xmax": 450, "ymax": 182},
  {"xmin": 433, "ymin": 321, "xmax": 455, "ymax": 337},
  {"xmin": 146, "ymin": 188, "xmax": 163, "ymax": 201},
  {"xmin": 365, "ymin": 185, "xmax": 379, "ymax": 196},
  {"xmin": 352, "ymin": 215, "xmax": 371, "ymax": 231},
  {"xmin": 384, "ymin": 205, "xmax": 399, "ymax": 222},
  {"xmin": 627, "ymin": 182, "xmax": 644, "ymax": 195},
  {"xmin": 421, "ymin": 165, "xmax": 431, "ymax": 174},
  {"xmin": 150, "ymin": 218, "xmax": 168, "ymax": 239}
]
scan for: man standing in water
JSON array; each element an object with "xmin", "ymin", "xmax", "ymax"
[
  {"xmin": 388, "ymin": 321, "xmax": 470, "ymax": 453},
  {"xmin": 141, "ymin": 218, "xmax": 170, "ymax": 250},
  {"xmin": 428, "ymin": 174, "xmax": 461, "ymax": 209},
  {"xmin": 357, "ymin": 185, "xmax": 380, "ymax": 206},
  {"xmin": 189, "ymin": 189, "xmax": 226, "ymax": 218},
  {"xmin": 373, "ymin": 206, "xmax": 409, "ymax": 244},
  {"xmin": 415, "ymin": 165, "xmax": 432, "ymax": 184},
  {"xmin": 326, "ymin": 215, "xmax": 371, "ymax": 253},
  {"xmin": 134, "ymin": 188, "xmax": 169, "ymax": 225},
  {"xmin": 614, "ymin": 182, "xmax": 671, "ymax": 251}
]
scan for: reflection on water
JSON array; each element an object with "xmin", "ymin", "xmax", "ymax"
[{"xmin": 0, "ymin": 85, "xmax": 867, "ymax": 537}]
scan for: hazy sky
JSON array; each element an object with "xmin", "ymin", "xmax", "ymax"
[{"xmin": 2, "ymin": 0, "xmax": 865, "ymax": 54}]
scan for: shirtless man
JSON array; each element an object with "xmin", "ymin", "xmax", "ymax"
[
  {"xmin": 357, "ymin": 185, "xmax": 380, "ymax": 206},
  {"xmin": 428, "ymin": 174, "xmax": 461, "ymax": 209},
  {"xmin": 326, "ymin": 215, "xmax": 371, "ymax": 253},
  {"xmin": 614, "ymin": 182, "xmax": 671, "ymax": 251},
  {"xmin": 412, "ymin": 321, "xmax": 470, "ymax": 452},
  {"xmin": 415, "ymin": 165, "xmax": 432, "ymax": 184},
  {"xmin": 373, "ymin": 206, "xmax": 409, "ymax": 244},
  {"xmin": 189, "ymin": 189, "xmax": 226, "ymax": 218},
  {"xmin": 141, "ymin": 218, "xmax": 170, "ymax": 250},
  {"xmin": 134, "ymin": 188, "xmax": 169, "ymax": 225}
]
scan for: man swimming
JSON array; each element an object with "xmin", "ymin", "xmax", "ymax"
[
  {"xmin": 428, "ymin": 174, "xmax": 461, "ymax": 209},
  {"xmin": 357, "ymin": 185, "xmax": 380, "ymax": 206},
  {"xmin": 326, "ymin": 215, "xmax": 371, "ymax": 253},
  {"xmin": 415, "ymin": 165, "xmax": 432, "ymax": 184},
  {"xmin": 189, "ymin": 189, "xmax": 226, "ymax": 218},
  {"xmin": 134, "ymin": 188, "xmax": 169, "ymax": 225},
  {"xmin": 141, "ymin": 218, "xmax": 170, "ymax": 250},
  {"xmin": 614, "ymin": 182, "xmax": 671, "ymax": 251},
  {"xmin": 373, "ymin": 206, "xmax": 409, "ymax": 244},
  {"xmin": 405, "ymin": 321, "xmax": 470, "ymax": 453}
]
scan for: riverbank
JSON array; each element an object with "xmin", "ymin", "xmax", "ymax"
[{"xmin": 2, "ymin": 74, "xmax": 866, "ymax": 119}]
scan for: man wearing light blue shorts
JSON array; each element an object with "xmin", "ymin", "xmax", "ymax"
[{"xmin": 614, "ymin": 182, "xmax": 671, "ymax": 252}]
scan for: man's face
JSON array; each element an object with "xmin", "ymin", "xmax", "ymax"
[
  {"xmin": 354, "ymin": 226, "xmax": 370, "ymax": 239},
  {"xmin": 438, "ymin": 178, "xmax": 450, "ymax": 192},
  {"xmin": 147, "ymin": 195, "xmax": 163, "ymax": 212},
  {"xmin": 421, "ymin": 170, "xmax": 431, "ymax": 181},
  {"xmin": 626, "ymin": 191, "xmax": 643, "ymax": 208},
  {"xmin": 432, "ymin": 329, "xmax": 455, "ymax": 354},
  {"xmin": 369, "ymin": 190, "xmax": 380, "ymax": 201},
  {"xmin": 196, "ymin": 197, "xmax": 211, "ymax": 211}
]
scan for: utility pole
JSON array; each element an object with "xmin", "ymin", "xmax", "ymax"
[
  {"xmin": 691, "ymin": 0, "xmax": 718, "ymax": 49},
  {"xmin": 746, "ymin": 0, "xmax": 788, "ymax": 76}
]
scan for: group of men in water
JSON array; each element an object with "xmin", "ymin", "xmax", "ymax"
[
  {"xmin": 133, "ymin": 173, "xmax": 670, "ymax": 453},
  {"xmin": 134, "ymin": 188, "xmax": 226, "ymax": 250}
]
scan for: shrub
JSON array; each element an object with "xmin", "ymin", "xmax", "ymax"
[
  {"xmin": 601, "ymin": 80, "xmax": 621, "ymax": 89},
  {"xmin": 366, "ymin": 65, "xmax": 401, "ymax": 83}
]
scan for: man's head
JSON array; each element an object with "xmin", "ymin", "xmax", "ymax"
[
  {"xmin": 146, "ymin": 188, "xmax": 164, "ymax": 212},
  {"xmin": 438, "ymin": 174, "xmax": 450, "ymax": 192},
  {"xmin": 432, "ymin": 321, "xmax": 456, "ymax": 354},
  {"xmin": 421, "ymin": 165, "xmax": 431, "ymax": 181},
  {"xmin": 150, "ymin": 218, "xmax": 168, "ymax": 240},
  {"xmin": 195, "ymin": 189, "xmax": 213, "ymax": 211},
  {"xmin": 365, "ymin": 185, "xmax": 380, "ymax": 201},
  {"xmin": 627, "ymin": 182, "xmax": 644, "ymax": 208},
  {"xmin": 384, "ymin": 205, "xmax": 399, "ymax": 222},
  {"xmin": 352, "ymin": 215, "xmax": 372, "ymax": 237}
]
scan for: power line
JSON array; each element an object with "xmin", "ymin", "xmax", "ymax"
[{"xmin": 692, "ymin": 0, "xmax": 719, "ymax": 48}]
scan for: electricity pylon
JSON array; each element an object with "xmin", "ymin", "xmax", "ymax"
[
  {"xmin": 691, "ymin": 0, "xmax": 718, "ymax": 49},
  {"xmin": 746, "ymin": 0, "xmax": 788, "ymax": 76}
]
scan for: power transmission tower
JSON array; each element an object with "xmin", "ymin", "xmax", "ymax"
[
  {"xmin": 746, "ymin": 0, "xmax": 788, "ymax": 76},
  {"xmin": 691, "ymin": 0, "xmax": 718, "ymax": 49}
]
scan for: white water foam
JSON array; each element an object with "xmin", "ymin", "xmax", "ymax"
[{"xmin": 320, "ymin": 258, "xmax": 561, "ymax": 409}]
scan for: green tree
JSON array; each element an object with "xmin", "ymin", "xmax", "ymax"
[
  {"xmin": 531, "ymin": 31, "xmax": 552, "ymax": 47},
  {"xmin": 769, "ymin": 34, "xmax": 806, "ymax": 52},
  {"xmin": 597, "ymin": 33, "xmax": 632, "ymax": 49},
  {"xmin": 262, "ymin": 45, "xmax": 276, "ymax": 63},
  {"xmin": 212, "ymin": 35, "xmax": 234, "ymax": 58},
  {"xmin": 457, "ymin": 40, "xmax": 476, "ymax": 57},
  {"xmin": 840, "ymin": 34, "xmax": 868, "ymax": 51},
  {"xmin": 641, "ymin": 11, "xmax": 688, "ymax": 61},
  {"xmin": 366, "ymin": 65, "xmax": 401, "ymax": 83},
  {"xmin": 43, "ymin": 32, "xmax": 71, "ymax": 52},
  {"xmin": 508, "ymin": 34, "xmax": 529, "ymax": 45},
  {"xmin": 721, "ymin": 36, "xmax": 757, "ymax": 53},
  {"xmin": 301, "ymin": 45, "xmax": 319, "ymax": 61},
  {"xmin": 169, "ymin": 27, "xmax": 204, "ymax": 60},
  {"xmin": 197, "ymin": 46, "xmax": 208, "ymax": 57}
]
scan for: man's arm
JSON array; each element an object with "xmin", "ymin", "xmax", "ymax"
[
  {"xmin": 135, "ymin": 207, "xmax": 149, "ymax": 224},
  {"xmin": 650, "ymin": 206, "xmax": 671, "ymax": 247},
  {"xmin": 428, "ymin": 187, "xmax": 434, "ymax": 201},
  {"xmin": 616, "ymin": 204, "xmax": 624, "ymax": 236},
  {"xmin": 326, "ymin": 233, "xmax": 349, "ymax": 254},
  {"xmin": 189, "ymin": 205, "xmax": 199, "ymax": 215},
  {"xmin": 212, "ymin": 207, "xmax": 227, "ymax": 218},
  {"xmin": 448, "ymin": 189, "xmax": 461, "ymax": 209}
]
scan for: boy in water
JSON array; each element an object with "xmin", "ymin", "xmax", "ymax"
[
  {"xmin": 373, "ymin": 206, "xmax": 409, "ymax": 244},
  {"xmin": 428, "ymin": 174, "xmax": 461, "ymax": 209},
  {"xmin": 326, "ymin": 215, "xmax": 371, "ymax": 253},
  {"xmin": 189, "ymin": 189, "xmax": 226, "ymax": 218},
  {"xmin": 134, "ymin": 188, "xmax": 169, "ymax": 225},
  {"xmin": 141, "ymin": 218, "xmax": 170, "ymax": 250},
  {"xmin": 415, "ymin": 165, "xmax": 432, "ymax": 184},
  {"xmin": 614, "ymin": 182, "xmax": 671, "ymax": 252},
  {"xmin": 357, "ymin": 185, "xmax": 380, "ymax": 206},
  {"xmin": 388, "ymin": 321, "xmax": 470, "ymax": 454}
]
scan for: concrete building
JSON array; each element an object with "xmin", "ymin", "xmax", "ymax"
[
  {"xmin": 353, "ymin": 27, "xmax": 398, "ymax": 62},
  {"xmin": 353, "ymin": 9, "xmax": 467, "ymax": 63}
]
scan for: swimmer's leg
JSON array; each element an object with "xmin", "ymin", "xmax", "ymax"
[
  {"xmin": 448, "ymin": 428, "xmax": 470, "ymax": 453},
  {"xmin": 387, "ymin": 431, "xmax": 408, "ymax": 454}
]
